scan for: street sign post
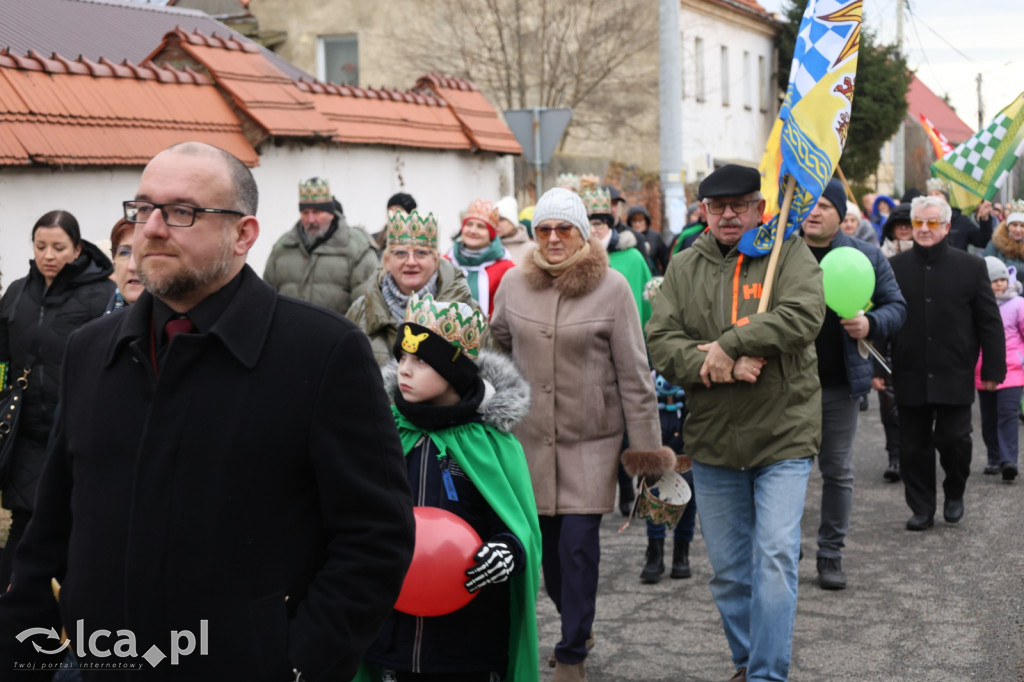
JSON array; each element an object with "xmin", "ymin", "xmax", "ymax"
[{"xmin": 504, "ymin": 107, "xmax": 572, "ymax": 195}]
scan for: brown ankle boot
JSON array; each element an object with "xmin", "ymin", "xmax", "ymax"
[{"xmin": 552, "ymin": 661, "xmax": 587, "ymax": 682}]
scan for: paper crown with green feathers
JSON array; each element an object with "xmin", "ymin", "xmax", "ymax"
[
  {"xmin": 403, "ymin": 294, "xmax": 486, "ymax": 360},
  {"xmin": 386, "ymin": 209, "xmax": 438, "ymax": 250},
  {"xmin": 299, "ymin": 177, "xmax": 333, "ymax": 210},
  {"xmin": 582, "ymin": 186, "xmax": 612, "ymax": 216}
]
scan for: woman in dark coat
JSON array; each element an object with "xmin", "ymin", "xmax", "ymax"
[{"xmin": 0, "ymin": 210, "xmax": 114, "ymax": 586}]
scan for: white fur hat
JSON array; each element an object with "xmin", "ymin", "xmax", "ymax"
[{"xmin": 532, "ymin": 187, "xmax": 590, "ymax": 240}]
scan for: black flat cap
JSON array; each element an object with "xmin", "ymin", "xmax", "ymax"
[{"xmin": 698, "ymin": 165, "xmax": 761, "ymax": 200}]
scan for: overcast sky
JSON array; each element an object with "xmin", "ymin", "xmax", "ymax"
[{"xmin": 756, "ymin": 0, "xmax": 1023, "ymax": 133}]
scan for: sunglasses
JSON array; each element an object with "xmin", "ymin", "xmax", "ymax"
[
  {"xmin": 910, "ymin": 218, "xmax": 944, "ymax": 230},
  {"xmin": 534, "ymin": 223, "xmax": 576, "ymax": 239}
]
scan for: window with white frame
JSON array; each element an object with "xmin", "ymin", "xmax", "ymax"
[
  {"xmin": 695, "ymin": 37, "xmax": 705, "ymax": 102},
  {"xmin": 720, "ymin": 45, "xmax": 729, "ymax": 106},
  {"xmin": 743, "ymin": 51, "xmax": 752, "ymax": 110},
  {"xmin": 758, "ymin": 55, "xmax": 768, "ymax": 112},
  {"xmin": 319, "ymin": 34, "xmax": 359, "ymax": 86}
]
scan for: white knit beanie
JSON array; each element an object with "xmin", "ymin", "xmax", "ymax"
[
  {"xmin": 532, "ymin": 187, "xmax": 590, "ymax": 240},
  {"xmin": 985, "ymin": 256, "xmax": 1010, "ymax": 282},
  {"xmin": 495, "ymin": 196, "xmax": 519, "ymax": 225}
]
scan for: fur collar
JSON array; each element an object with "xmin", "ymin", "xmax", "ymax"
[
  {"xmin": 382, "ymin": 349, "xmax": 532, "ymax": 433},
  {"xmin": 520, "ymin": 237, "xmax": 609, "ymax": 298},
  {"xmin": 991, "ymin": 223, "xmax": 1024, "ymax": 262}
]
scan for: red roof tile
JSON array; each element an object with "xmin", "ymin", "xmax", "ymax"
[
  {"xmin": 0, "ymin": 48, "xmax": 258, "ymax": 166},
  {"xmin": 704, "ymin": 0, "xmax": 778, "ymax": 22},
  {"xmin": 907, "ymin": 74, "xmax": 974, "ymax": 144},
  {"xmin": 0, "ymin": 26, "xmax": 521, "ymax": 167},
  {"xmin": 146, "ymin": 29, "xmax": 335, "ymax": 145},
  {"xmin": 416, "ymin": 75, "xmax": 522, "ymax": 155}
]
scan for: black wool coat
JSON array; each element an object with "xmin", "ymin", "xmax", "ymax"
[
  {"xmin": 0, "ymin": 266, "xmax": 415, "ymax": 682},
  {"xmin": 889, "ymin": 238, "xmax": 1006, "ymax": 405},
  {"xmin": 0, "ymin": 240, "xmax": 114, "ymax": 510}
]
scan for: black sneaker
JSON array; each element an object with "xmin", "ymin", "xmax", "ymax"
[
  {"xmin": 1002, "ymin": 464, "xmax": 1018, "ymax": 481},
  {"xmin": 816, "ymin": 556, "xmax": 847, "ymax": 590},
  {"xmin": 984, "ymin": 465, "xmax": 1001, "ymax": 475}
]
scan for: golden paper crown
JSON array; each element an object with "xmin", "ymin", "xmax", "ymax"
[
  {"xmin": 582, "ymin": 186, "xmax": 612, "ymax": 216},
  {"xmin": 462, "ymin": 199, "xmax": 499, "ymax": 230},
  {"xmin": 1004, "ymin": 198, "xmax": 1024, "ymax": 215},
  {"xmin": 299, "ymin": 177, "xmax": 332, "ymax": 205},
  {"xmin": 579, "ymin": 174, "xmax": 602, "ymax": 191},
  {"xmin": 556, "ymin": 173, "xmax": 581, "ymax": 193},
  {"xmin": 387, "ymin": 209, "xmax": 438, "ymax": 250},
  {"xmin": 643, "ymin": 276, "xmax": 665, "ymax": 304},
  {"xmin": 404, "ymin": 294, "xmax": 486, "ymax": 359},
  {"xmin": 925, "ymin": 177, "xmax": 949, "ymax": 194}
]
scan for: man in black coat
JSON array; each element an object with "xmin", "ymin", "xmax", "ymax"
[
  {"xmin": 890, "ymin": 195, "xmax": 1006, "ymax": 532},
  {"xmin": 0, "ymin": 142, "xmax": 416, "ymax": 681}
]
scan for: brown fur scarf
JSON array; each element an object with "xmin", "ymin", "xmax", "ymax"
[{"xmin": 520, "ymin": 237, "xmax": 609, "ymax": 299}]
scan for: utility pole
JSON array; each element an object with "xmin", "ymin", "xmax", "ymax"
[
  {"xmin": 977, "ymin": 73, "xmax": 984, "ymax": 130},
  {"xmin": 659, "ymin": 0, "xmax": 685, "ymax": 238},
  {"xmin": 894, "ymin": 0, "xmax": 905, "ymax": 196}
]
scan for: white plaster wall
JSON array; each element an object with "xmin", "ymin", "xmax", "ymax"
[
  {"xmin": 0, "ymin": 148, "xmax": 513, "ymax": 292},
  {"xmin": 679, "ymin": 6, "xmax": 778, "ymax": 184},
  {"xmin": 0, "ymin": 166, "xmax": 140, "ymax": 291},
  {"xmin": 250, "ymin": 144, "xmax": 514, "ymax": 271}
]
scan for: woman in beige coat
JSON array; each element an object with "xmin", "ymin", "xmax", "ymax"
[{"xmin": 490, "ymin": 188, "xmax": 675, "ymax": 682}]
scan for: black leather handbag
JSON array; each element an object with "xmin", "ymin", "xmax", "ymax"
[{"xmin": 0, "ymin": 366, "xmax": 29, "ymax": 488}]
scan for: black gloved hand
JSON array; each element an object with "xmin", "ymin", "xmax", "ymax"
[{"xmin": 464, "ymin": 541, "xmax": 515, "ymax": 593}]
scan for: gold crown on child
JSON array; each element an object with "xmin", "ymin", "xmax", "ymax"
[
  {"xmin": 387, "ymin": 210, "xmax": 438, "ymax": 250},
  {"xmin": 404, "ymin": 294, "xmax": 486, "ymax": 359}
]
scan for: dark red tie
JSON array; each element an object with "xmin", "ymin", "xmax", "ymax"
[
  {"xmin": 151, "ymin": 317, "xmax": 195, "ymax": 375},
  {"xmin": 165, "ymin": 316, "xmax": 195, "ymax": 342}
]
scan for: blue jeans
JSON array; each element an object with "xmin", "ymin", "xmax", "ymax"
[
  {"xmin": 816, "ymin": 386, "xmax": 860, "ymax": 559},
  {"xmin": 693, "ymin": 457, "xmax": 812, "ymax": 682}
]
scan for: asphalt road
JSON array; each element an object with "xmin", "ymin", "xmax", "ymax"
[{"xmin": 535, "ymin": 393, "xmax": 1024, "ymax": 681}]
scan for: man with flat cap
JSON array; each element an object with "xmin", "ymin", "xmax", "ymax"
[{"xmin": 647, "ymin": 164, "xmax": 825, "ymax": 682}]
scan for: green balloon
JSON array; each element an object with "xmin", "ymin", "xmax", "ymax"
[{"xmin": 820, "ymin": 246, "xmax": 875, "ymax": 319}]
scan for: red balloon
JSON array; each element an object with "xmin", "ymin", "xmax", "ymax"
[{"xmin": 394, "ymin": 507, "xmax": 482, "ymax": 617}]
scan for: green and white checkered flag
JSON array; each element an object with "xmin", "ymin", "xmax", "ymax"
[{"xmin": 931, "ymin": 91, "xmax": 1024, "ymax": 212}]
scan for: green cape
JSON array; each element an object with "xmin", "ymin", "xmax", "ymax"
[{"xmin": 353, "ymin": 406, "xmax": 541, "ymax": 682}]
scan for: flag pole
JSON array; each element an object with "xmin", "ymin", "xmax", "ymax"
[
  {"xmin": 757, "ymin": 176, "xmax": 797, "ymax": 313},
  {"xmin": 836, "ymin": 165, "xmax": 855, "ymax": 202}
]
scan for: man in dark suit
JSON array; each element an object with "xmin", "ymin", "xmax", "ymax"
[
  {"xmin": 0, "ymin": 142, "xmax": 415, "ymax": 680},
  {"xmin": 890, "ymin": 194, "xmax": 1005, "ymax": 531}
]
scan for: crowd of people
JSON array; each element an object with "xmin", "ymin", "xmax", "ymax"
[{"xmin": 0, "ymin": 145, "xmax": 1018, "ymax": 682}]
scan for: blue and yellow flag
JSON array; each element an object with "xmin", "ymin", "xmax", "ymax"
[
  {"xmin": 742, "ymin": 0, "xmax": 862, "ymax": 257},
  {"xmin": 931, "ymin": 91, "xmax": 1024, "ymax": 214}
]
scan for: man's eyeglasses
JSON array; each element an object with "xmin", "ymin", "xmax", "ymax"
[
  {"xmin": 389, "ymin": 248, "xmax": 435, "ymax": 262},
  {"xmin": 910, "ymin": 217, "xmax": 944, "ymax": 230},
  {"xmin": 123, "ymin": 201, "xmax": 245, "ymax": 228},
  {"xmin": 704, "ymin": 199, "xmax": 758, "ymax": 215},
  {"xmin": 534, "ymin": 223, "xmax": 575, "ymax": 239},
  {"xmin": 114, "ymin": 245, "xmax": 132, "ymax": 259}
]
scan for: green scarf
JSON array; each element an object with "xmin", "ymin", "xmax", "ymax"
[
  {"xmin": 451, "ymin": 237, "xmax": 507, "ymax": 302},
  {"xmin": 352, "ymin": 407, "xmax": 542, "ymax": 682}
]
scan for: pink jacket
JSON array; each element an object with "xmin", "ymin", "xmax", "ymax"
[{"xmin": 976, "ymin": 292, "xmax": 1024, "ymax": 389}]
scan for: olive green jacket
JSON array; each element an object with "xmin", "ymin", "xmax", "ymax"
[
  {"xmin": 346, "ymin": 259, "xmax": 483, "ymax": 367},
  {"xmin": 646, "ymin": 232, "xmax": 825, "ymax": 470},
  {"xmin": 263, "ymin": 212, "xmax": 378, "ymax": 317}
]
